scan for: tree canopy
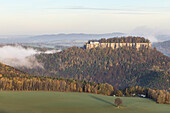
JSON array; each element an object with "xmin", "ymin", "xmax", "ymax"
[{"xmin": 88, "ymin": 36, "xmax": 150, "ymax": 43}]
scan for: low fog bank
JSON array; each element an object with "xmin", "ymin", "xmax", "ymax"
[
  {"xmin": 44, "ymin": 49, "xmax": 61, "ymax": 54},
  {"xmin": 0, "ymin": 45, "xmax": 60, "ymax": 69}
]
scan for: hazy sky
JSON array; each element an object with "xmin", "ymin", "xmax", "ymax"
[{"xmin": 0, "ymin": 0, "xmax": 170, "ymax": 35}]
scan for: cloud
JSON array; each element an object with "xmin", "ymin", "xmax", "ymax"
[
  {"xmin": 44, "ymin": 49, "xmax": 61, "ymax": 54},
  {"xmin": 129, "ymin": 26, "xmax": 170, "ymax": 42},
  {"xmin": 0, "ymin": 45, "xmax": 43, "ymax": 69},
  {"xmin": 0, "ymin": 45, "xmax": 61, "ymax": 69},
  {"xmin": 45, "ymin": 6, "xmax": 159, "ymax": 15},
  {"xmin": 47, "ymin": 7, "xmax": 119, "ymax": 11}
]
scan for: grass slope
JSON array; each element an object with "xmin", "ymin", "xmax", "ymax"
[{"xmin": 0, "ymin": 92, "xmax": 169, "ymax": 113}]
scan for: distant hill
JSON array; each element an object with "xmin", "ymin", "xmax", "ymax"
[
  {"xmin": 0, "ymin": 33, "xmax": 124, "ymax": 44},
  {"xmin": 153, "ymin": 40, "xmax": 170, "ymax": 57},
  {"xmin": 21, "ymin": 37, "xmax": 170, "ymax": 90},
  {"xmin": 1, "ymin": 33, "xmax": 170, "ymax": 48},
  {"xmin": 27, "ymin": 33, "xmax": 124, "ymax": 42},
  {"xmin": 156, "ymin": 35, "xmax": 170, "ymax": 42}
]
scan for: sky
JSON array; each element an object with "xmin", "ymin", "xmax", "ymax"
[{"xmin": 0, "ymin": 0, "xmax": 170, "ymax": 35}]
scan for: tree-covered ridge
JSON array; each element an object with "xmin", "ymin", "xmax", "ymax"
[
  {"xmin": 0, "ymin": 76, "xmax": 115, "ymax": 96},
  {"xmin": 0, "ymin": 75, "xmax": 169, "ymax": 104},
  {"xmin": 0, "ymin": 62, "xmax": 30, "ymax": 78},
  {"xmin": 88, "ymin": 36, "xmax": 150, "ymax": 43},
  {"xmin": 23, "ymin": 46, "xmax": 170, "ymax": 90}
]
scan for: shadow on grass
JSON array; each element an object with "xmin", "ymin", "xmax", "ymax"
[
  {"xmin": 90, "ymin": 95, "xmax": 116, "ymax": 107},
  {"xmin": 0, "ymin": 110, "xmax": 7, "ymax": 113}
]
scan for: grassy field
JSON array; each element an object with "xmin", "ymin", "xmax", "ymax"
[{"xmin": 0, "ymin": 91, "xmax": 169, "ymax": 113}]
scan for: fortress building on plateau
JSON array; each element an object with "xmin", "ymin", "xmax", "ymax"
[{"xmin": 84, "ymin": 37, "xmax": 152, "ymax": 49}]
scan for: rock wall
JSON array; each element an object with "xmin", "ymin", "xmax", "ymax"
[{"xmin": 85, "ymin": 43, "xmax": 151, "ymax": 49}]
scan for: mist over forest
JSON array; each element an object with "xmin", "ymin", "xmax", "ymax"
[{"xmin": 0, "ymin": 45, "xmax": 61, "ymax": 69}]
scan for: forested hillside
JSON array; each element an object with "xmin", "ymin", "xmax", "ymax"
[
  {"xmin": 0, "ymin": 62, "xmax": 30, "ymax": 77},
  {"xmin": 0, "ymin": 62, "xmax": 113, "ymax": 96},
  {"xmin": 22, "ymin": 43, "xmax": 170, "ymax": 90}
]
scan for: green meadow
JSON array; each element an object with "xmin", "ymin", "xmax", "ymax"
[{"xmin": 0, "ymin": 91, "xmax": 169, "ymax": 113}]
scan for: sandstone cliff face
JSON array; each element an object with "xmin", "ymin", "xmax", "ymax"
[{"xmin": 85, "ymin": 42, "xmax": 151, "ymax": 49}]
